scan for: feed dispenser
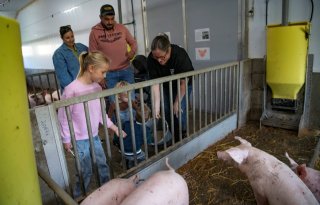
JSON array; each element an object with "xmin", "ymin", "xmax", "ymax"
[{"xmin": 260, "ymin": 22, "xmax": 312, "ymax": 130}]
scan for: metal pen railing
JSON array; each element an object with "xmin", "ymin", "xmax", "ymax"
[
  {"xmin": 45, "ymin": 61, "xmax": 239, "ymax": 199},
  {"xmin": 26, "ymin": 71, "xmax": 61, "ymax": 108}
]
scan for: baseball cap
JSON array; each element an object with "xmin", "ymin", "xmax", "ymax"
[{"xmin": 100, "ymin": 4, "xmax": 115, "ymax": 16}]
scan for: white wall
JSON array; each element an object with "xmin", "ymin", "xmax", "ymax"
[
  {"xmin": 17, "ymin": 0, "xmax": 320, "ymax": 72},
  {"xmin": 248, "ymin": 0, "xmax": 320, "ymax": 72},
  {"xmin": 18, "ymin": 0, "xmax": 145, "ymax": 69}
]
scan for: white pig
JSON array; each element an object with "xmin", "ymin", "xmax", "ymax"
[
  {"xmin": 217, "ymin": 136, "xmax": 318, "ymax": 205},
  {"xmin": 120, "ymin": 158, "xmax": 189, "ymax": 205},
  {"xmin": 80, "ymin": 175, "xmax": 139, "ymax": 205},
  {"xmin": 44, "ymin": 89, "xmax": 60, "ymax": 103},
  {"xmin": 28, "ymin": 94, "xmax": 37, "ymax": 108},
  {"xmin": 285, "ymin": 152, "xmax": 320, "ymax": 202}
]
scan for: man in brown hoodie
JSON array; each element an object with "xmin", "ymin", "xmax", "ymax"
[{"xmin": 89, "ymin": 4, "xmax": 137, "ymax": 102}]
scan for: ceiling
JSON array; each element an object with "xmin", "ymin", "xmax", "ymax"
[{"xmin": 0, "ymin": 0, "xmax": 34, "ymax": 12}]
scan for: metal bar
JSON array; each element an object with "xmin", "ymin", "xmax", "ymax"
[
  {"xmin": 210, "ymin": 71, "xmax": 213, "ymax": 123},
  {"xmin": 192, "ymin": 76, "xmax": 195, "ymax": 134},
  {"xmin": 282, "ymin": 0, "xmax": 289, "ymax": 26},
  {"xmin": 38, "ymin": 75, "xmax": 46, "ymax": 104},
  {"xmin": 204, "ymin": 73, "xmax": 208, "ymax": 127},
  {"xmin": 233, "ymin": 66, "xmax": 236, "ymax": 111},
  {"xmin": 185, "ymin": 77, "xmax": 189, "ymax": 137},
  {"xmin": 128, "ymin": 91, "xmax": 138, "ymax": 166},
  {"xmin": 236, "ymin": 64, "xmax": 240, "ymax": 113},
  {"xmin": 130, "ymin": 0, "xmax": 136, "ymax": 39},
  {"xmin": 31, "ymin": 76, "xmax": 36, "ymax": 95},
  {"xmin": 65, "ymin": 106, "xmax": 85, "ymax": 196},
  {"xmin": 139, "ymin": 88, "xmax": 148, "ymax": 159},
  {"xmin": 100, "ymin": 98, "xmax": 112, "ymax": 158},
  {"xmin": 54, "ymin": 62, "xmax": 240, "ymax": 109},
  {"xmin": 46, "ymin": 74, "xmax": 53, "ymax": 102},
  {"xmin": 182, "ymin": 0, "xmax": 187, "ymax": 50},
  {"xmin": 150, "ymin": 87, "xmax": 158, "ymax": 154},
  {"xmin": 177, "ymin": 78, "xmax": 182, "ymax": 141},
  {"xmin": 198, "ymin": 74, "xmax": 202, "ymax": 130},
  {"xmin": 99, "ymin": 97, "xmax": 113, "ymax": 179},
  {"xmin": 140, "ymin": 0, "xmax": 150, "ymax": 55},
  {"xmin": 220, "ymin": 68, "xmax": 223, "ymax": 118},
  {"xmin": 224, "ymin": 67, "xmax": 228, "ymax": 116},
  {"xmin": 215, "ymin": 70, "xmax": 218, "ymax": 121},
  {"xmin": 115, "ymin": 95, "xmax": 127, "ymax": 170},
  {"xmin": 228, "ymin": 66, "xmax": 232, "ymax": 114},
  {"xmin": 160, "ymin": 84, "xmax": 167, "ymax": 149},
  {"xmin": 53, "ymin": 73, "xmax": 61, "ymax": 100},
  {"xmin": 37, "ymin": 166, "xmax": 78, "ymax": 205},
  {"xmin": 84, "ymin": 102, "xmax": 100, "ymax": 187},
  {"xmin": 169, "ymin": 81, "xmax": 175, "ymax": 144},
  {"xmin": 117, "ymin": 0, "xmax": 123, "ymax": 24}
]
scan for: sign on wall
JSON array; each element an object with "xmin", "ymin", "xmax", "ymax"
[
  {"xmin": 195, "ymin": 28, "xmax": 210, "ymax": 42},
  {"xmin": 195, "ymin": 47, "xmax": 210, "ymax": 60}
]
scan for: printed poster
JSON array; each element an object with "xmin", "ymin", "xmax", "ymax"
[
  {"xmin": 195, "ymin": 28, "xmax": 210, "ymax": 42},
  {"xmin": 195, "ymin": 47, "xmax": 210, "ymax": 61}
]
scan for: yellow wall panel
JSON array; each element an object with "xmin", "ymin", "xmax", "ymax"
[{"xmin": 0, "ymin": 16, "xmax": 42, "ymax": 205}]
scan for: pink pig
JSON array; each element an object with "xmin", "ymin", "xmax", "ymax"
[
  {"xmin": 217, "ymin": 136, "xmax": 318, "ymax": 205},
  {"xmin": 120, "ymin": 158, "xmax": 189, "ymax": 205},
  {"xmin": 285, "ymin": 152, "xmax": 320, "ymax": 202},
  {"xmin": 80, "ymin": 175, "xmax": 139, "ymax": 205}
]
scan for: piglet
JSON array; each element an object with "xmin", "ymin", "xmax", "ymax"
[
  {"xmin": 217, "ymin": 136, "xmax": 318, "ymax": 205},
  {"xmin": 80, "ymin": 175, "xmax": 139, "ymax": 205},
  {"xmin": 28, "ymin": 94, "xmax": 37, "ymax": 108},
  {"xmin": 285, "ymin": 152, "xmax": 320, "ymax": 202},
  {"xmin": 120, "ymin": 158, "xmax": 189, "ymax": 205},
  {"xmin": 44, "ymin": 90, "xmax": 60, "ymax": 103}
]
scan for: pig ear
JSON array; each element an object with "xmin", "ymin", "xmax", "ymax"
[
  {"xmin": 226, "ymin": 148, "xmax": 249, "ymax": 165},
  {"xmin": 234, "ymin": 136, "xmax": 252, "ymax": 147},
  {"xmin": 297, "ymin": 164, "xmax": 307, "ymax": 179},
  {"xmin": 129, "ymin": 174, "xmax": 140, "ymax": 184}
]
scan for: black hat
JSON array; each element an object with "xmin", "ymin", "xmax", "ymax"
[{"xmin": 100, "ymin": 4, "xmax": 115, "ymax": 16}]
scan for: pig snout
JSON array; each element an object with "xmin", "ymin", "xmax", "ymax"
[{"xmin": 217, "ymin": 151, "xmax": 229, "ymax": 161}]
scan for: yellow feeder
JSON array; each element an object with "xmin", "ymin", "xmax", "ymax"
[
  {"xmin": 266, "ymin": 22, "xmax": 310, "ymax": 100},
  {"xmin": 0, "ymin": 16, "xmax": 42, "ymax": 204}
]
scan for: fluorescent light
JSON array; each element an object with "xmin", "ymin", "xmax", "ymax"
[
  {"xmin": 22, "ymin": 46, "xmax": 34, "ymax": 57},
  {"xmin": 63, "ymin": 6, "xmax": 79, "ymax": 14},
  {"xmin": 36, "ymin": 45, "xmax": 52, "ymax": 56}
]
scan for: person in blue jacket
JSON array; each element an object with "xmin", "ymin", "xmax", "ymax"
[{"xmin": 52, "ymin": 25, "xmax": 88, "ymax": 93}]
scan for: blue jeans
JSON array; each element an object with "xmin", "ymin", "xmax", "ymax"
[
  {"xmin": 73, "ymin": 136, "xmax": 109, "ymax": 198},
  {"xmin": 106, "ymin": 65, "xmax": 135, "ymax": 103},
  {"xmin": 163, "ymin": 85, "xmax": 192, "ymax": 135}
]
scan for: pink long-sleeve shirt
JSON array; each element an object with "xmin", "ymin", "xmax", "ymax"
[
  {"xmin": 89, "ymin": 22, "xmax": 137, "ymax": 71},
  {"xmin": 58, "ymin": 79, "xmax": 114, "ymax": 143}
]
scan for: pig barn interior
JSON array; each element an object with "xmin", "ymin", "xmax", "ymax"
[{"xmin": 1, "ymin": 0, "xmax": 320, "ymax": 205}]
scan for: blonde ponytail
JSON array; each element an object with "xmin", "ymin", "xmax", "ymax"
[{"xmin": 77, "ymin": 51, "xmax": 110, "ymax": 78}]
